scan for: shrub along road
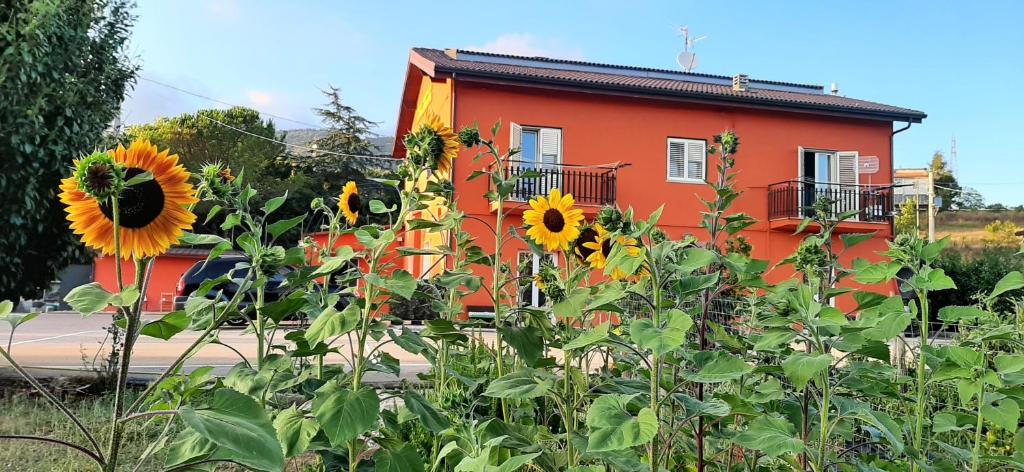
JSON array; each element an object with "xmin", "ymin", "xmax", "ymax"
[{"xmin": 0, "ymin": 312, "xmax": 462, "ymax": 384}]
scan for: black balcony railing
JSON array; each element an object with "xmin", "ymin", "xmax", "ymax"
[
  {"xmin": 500, "ymin": 160, "xmax": 619, "ymax": 206},
  {"xmin": 767, "ymin": 180, "xmax": 893, "ymax": 223}
]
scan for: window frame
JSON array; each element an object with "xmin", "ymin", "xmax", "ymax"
[{"xmin": 666, "ymin": 137, "xmax": 708, "ymax": 184}]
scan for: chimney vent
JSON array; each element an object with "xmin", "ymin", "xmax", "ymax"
[
  {"xmin": 444, "ymin": 48, "xmax": 458, "ymax": 59},
  {"xmin": 830, "ymin": 82, "xmax": 839, "ymax": 95},
  {"xmin": 732, "ymin": 74, "xmax": 749, "ymax": 92}
]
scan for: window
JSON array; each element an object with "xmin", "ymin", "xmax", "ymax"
[
  {"xmin": 667, "ymin": 138, "xmax": 706, "ymax": 183},
  {"xmin": 511, "ymin": 123, "xmax": 562, "ymax": 168},
  {"xmin": 798, "ymin": 147, "xmax": 860, "ymax": 219},
  {"xmin": 517, "ymin": 251, "xmax": 557, "ymax": 307}
]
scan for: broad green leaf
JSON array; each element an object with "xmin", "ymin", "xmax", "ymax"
[
  {"xmin": 983, "ymin": 399, "xmax": 1021, "ymax": 431},
  {"xmin": 989, "ymin": 271, "xmax": 1024, "ymax": 302},
  {"xmin": 139, "ymin": 311, "xmax": 189, "ymax": 340},
  {"xmin": 840, "ymin": 232, "xmax": 876, "ymax": 249},
  {"xmin": 267, "ymin": 215, "xmax": 305, "ymax": 240},
  {"xmin": 732, "ymin": 414, "xmax": 803, "ymax": 457},
  {"xmin": 914, "ymin": 268, "xmax": 957, "ymax": 291},
  {"xmin": 273, "ymin": 406, "xmax": 318, "ymax": 458},
  {"xmin": 64, "ymin": 283, "xmax": 114, "ymax": 316},
  {"xmin": 262, "ymin": 193, "xmax": 287, "ymax": 215},
  {"xmin": 553, "ymin": 289, "xmax": 588, "ymax": 319},
  {"xmin": 178, "ymin": 232, "xmax": 230, "ymax": 246},
  {"xmin": 483, "ymin": 369, "xmax": 553, "ymax": 400},
  {"xmin": 375, "ymin": 444, "xmax": 425, "ymax": 472},
  {"xmin": 305, "ymin": 304, "xmax": 360, "ymax": 345},
  {"xmin": 861, "ymin": 310, "xmax": 912, "ymax": 341},
  {"xmin": 0, "ymin": 311, "xmax": 38, "ymax": 329},
  {"xmin": 689, "ymin": 351, "xmax": 752, "ymax": 383},
  {"xmin": 383, "ymin": 270, "xmax": 417, "ymax": 300},
  {"xmin": 499, "ymin": 325, "xmax": 544, "ymax": 367},
  {"xmin": 403, "ymin": 390, "xmax": 450, "ymax": 434},
  {"xmin": 0, "ymin": 301, "xmax": 11, "ymax": 317},
  {"xmin": 995, "ymin": 354, "xmax": 1024, "ymax": 374},
  {"xmin": 938, "ymin": 305, "xmax": 993, "ymax": 323},
  {"xmin": 179, "ymin": 388, "xmax": 284, "ymax": 472},
  {"xmin": 932, "ymin": 412, "xmax": 969, "ymax": 433},
  {"xmin": 629, "ymin": 309, "xmax": 693, "ymax": 356},
  {"xmin": 782, "ymin": 353, "xmax": 832, "ymax": 390},
  {"xmin": 586, "ymin": 394, "xmax": 658, "ymax": 452},
  {"xmin": 853, "ymin": 261, "xmax": 901, "ymax": 285},
  {"xmin": 369, "ymin": 199, "xmax": 397, "ymax": 214},
  {"xmin": 313, "ymin": 387, "xmax": 380, "ymax": 447},
  {"xmin": 676, "ymin": 248, "xmax": 717, "ymax": 273},
  {"xmin": 311, "ymin": 246, "xmax": 357, "ymax": 277},
  {"xmin": 563, "ymin": 322, "xmax": 610, "ymax": 351},
  {"xmin": 943, "ymin": 346, "xmax": 984, "ymax": 369},
  {"xmin": 753, "ymin": 328, "xmax": 797, "ymax": 351},
  {"xmin": 423, "ymin": 319, "xmax": 469, "ymax": 343}
]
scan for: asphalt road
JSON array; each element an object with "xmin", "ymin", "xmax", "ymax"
[{"xmin": 0, "ymin": 312, "xmax": 461, "ymax": 383}]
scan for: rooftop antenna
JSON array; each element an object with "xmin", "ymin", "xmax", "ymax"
[{"xmin": 677, "ymin": 26, "xmax": 706, "ymax": 73}]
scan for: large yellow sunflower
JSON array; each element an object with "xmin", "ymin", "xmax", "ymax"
[
  {"xmin": 524, "ymin": 189, "xmax": 584, "ymax": 251},
  {"xmin": 583, "ymin": 224, "xmax": 643, "ymax": 281},
  {"xmin": 59, "ymin": 140, "xmax": 197, "ymax": 260},
  {"xmin": 339, "ymin": 181, "xmax": 360, "ymax": 225},
  {"xmin": 422, "ymin": 114, "xmax": 459, "ymax": 179}
]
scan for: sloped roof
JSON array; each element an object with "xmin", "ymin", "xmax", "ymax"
[{"xmin": 410, "ymin": 48, "xmax": 926, "ymax": 123}]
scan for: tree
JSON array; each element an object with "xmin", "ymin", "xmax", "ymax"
[
  {"xmin": 957, "ymin": 187, "xmax": 985, "ymax": 210},
  {"xmin": 894, "ymin": 198, "xmax": 919, "ymax": 235},
  {"xmin": 929, "ymin": 151, "xmax": 960, "ymax": 211},
  {"xmin": 312, "ymin": 85, "xmax": 378, "ymax": 155},
  {"xmin": 125, "ymin": 107, "xmax": 311, "ymax": 235},
  {"xmin": 0, "ymin": 0, "xmax": 138, "ymax": 300}
]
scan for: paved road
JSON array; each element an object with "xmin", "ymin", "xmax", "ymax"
[{"xmin": 0, "ymin": 312, "xmax": 465, "ymax": 383}]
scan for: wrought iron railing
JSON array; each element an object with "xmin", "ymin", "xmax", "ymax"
[
  {"xmin": 767, "ymin": 179, "xmax": 893, "ymax": 223},
  {"xmin": 499, "ymin": 160, "xmax": 619, "ymax": 206}
]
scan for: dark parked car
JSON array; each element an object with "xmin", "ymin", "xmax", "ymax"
[{"xmin": 173, "ymin": 256, "xmax": 291, "ymax": 325}]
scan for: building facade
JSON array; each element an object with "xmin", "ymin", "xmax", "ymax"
[{"xmin": 396, "ymin": 48, "xmax": 926, "ymax": 313}]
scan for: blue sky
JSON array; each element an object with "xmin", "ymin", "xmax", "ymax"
[{"xmin": 124, "ymin": 0, "xmax": 1024, "ymax": 204}]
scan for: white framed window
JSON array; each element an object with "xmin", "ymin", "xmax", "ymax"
[
  {"xmin": 667, "ymin": 137, "xmax": 706, "ymax": 183},
  {"xmin": 511, "ymin": 123, "xmax": 562, "ymax": 168},
  {"xmin": 517, "ymin": 251, "xmax": 558, "ymax": 307}
]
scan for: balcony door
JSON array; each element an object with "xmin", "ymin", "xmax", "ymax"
[
  {"xmin": 511, "ymin": 123, "xmax": 562, "ymax": 199},
  {"xmin": 517, "ymin": 251, "xmax": 557, "ymax": 307},
  {"xmin": 799, "ymin": 148, "xmax": 859, "ymax": 219}
]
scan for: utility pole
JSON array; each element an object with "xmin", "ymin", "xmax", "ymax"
[{"xmin": 927, "ymin": 169, "xmax": 936, "ymax": 242}]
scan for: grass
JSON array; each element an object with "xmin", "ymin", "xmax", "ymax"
[
  {"xmin": 928, "ymin": 210, "xmax": 1024, "ymax": 251},
  {"xmin": 0, "ymin": 382, "xmax": 171, "ymax": 472}
]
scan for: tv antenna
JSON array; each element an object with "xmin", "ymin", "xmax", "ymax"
[{"xmin": 677, "ymin": 26, "xmax": 706, "ymax": 73}]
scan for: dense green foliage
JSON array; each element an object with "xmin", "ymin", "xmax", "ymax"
[
  {"xmin": 0, "ymin": 0, "xmax": 137, "ymax": 299},
  {"xmin": 932, "ymin": 247, "xmax": 1024, "ymax": 313}
]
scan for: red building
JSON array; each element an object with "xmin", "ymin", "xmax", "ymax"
[{"xmin": 393, "ymin": 48, "xmax": 926, "ymax": 313}]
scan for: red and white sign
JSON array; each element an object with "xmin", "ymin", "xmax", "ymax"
[{"xmin": 859, "ymin": 156, "xmax": 879, "ymax": 174}]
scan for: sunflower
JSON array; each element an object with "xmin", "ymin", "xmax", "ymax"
[
  {"xmin": 421, "ymin": 114, "xmax": 460, "ymax": 179},
  {"xmin": 524, "ymin": 188, "xmax": 584, "ymax": 252},
  {"xmin": 573, "ymin": 225, "xmax": 600, "ymax": 262},
  {"xmin": 582, "ymin": 224, "xmax": 643, "ymax": 281},
  {"xmin": 339, "ymin": 181, "xmax": 360, "ymax": 225},
  {"xmin": 59, "ymin": 140, "xmax": 197, "ymax": 260}
]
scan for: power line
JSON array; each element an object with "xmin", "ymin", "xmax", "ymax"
[
  {"xmin": 139, "ymin": 76, "xmax": 326, "ymax": 129},
  {"xmin": 198, "ymin": 114, "xmax": 398, "ymax": 163}
]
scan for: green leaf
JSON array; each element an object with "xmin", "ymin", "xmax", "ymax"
[
  {"xmin": 262, "ymin": 193, "xmax": 287, "ymax": 215},
  {"xmin": 989, "ymin": 271, "xmax": 1024, "ymax": 302},
  {"xmin": 313, "ymin": 387, "xmax": 380, "ymax": 447},
  {"xmin": 585, "ymin": 394, "xmax": 658, "ymax": 452},
  {"xmin": 375, "ymin": 444, "xmax": 425, "ymax": 472},
  {"xmin": 689, "ymin": 351, "xmax": 753, "ymax": 383},
  {"xmin": 499, "ymin": 325, "xmax": 544, "ymax": 367},
  {"xmin": 939, "ymin": 305, "xmax": 993, "ymax": 323},
  {"xmin": 0, "ymin": 310, "xmax": 37, "ymax": 330},
  {"xmin": 179, "ymin": 388, "xmax": 284, "ymax": 472},
  {"xmin": 753, "ymin": 328, "xmax": 797, "ymax": 352},
  {"xmin": 64, "ymin": 283, "xmax": 114, "ymax": 316},
  {"xmin": 178, "ymin": 232, "xmax": 230, "ymax": 246},
  {"xmin": 267, "ymin": 215, "xmax": 305, "ymax": 240},
  {"xmin": 311, "ymin": 246, "xmax": 357, "ymax": 277},
  {"xmin": 732, "ymin": 414, "xmax": 804, "ymax": 457},
  {"xmin": 553, "ymin": 289, "xmax": 588, "ymax": 319},
  {"xmin": 369, "ymin": 199, "xmax": 397, "ymax": 214},
  {"xmin": 305, "ymin": 304, "xmax": 360, "ymax": 345},
  {"xmin": 915, "ymin": 268, "xmax": 957, "ymax": 291},
  {"xmin": 995, "ymin": 354, "xmax": 1024, "ymax": 374},
  {"xmin": 563, "ymin": 322, "xmax": 610, "ymax": 351},
  {"xmin": 402, "ymin": 390, "xmax": 450, "ymax": 434},
  {"xmin": 124, "ymin": 171, "xmax": 154, "ymax": 186},
  {"xmin": 932, "ymin": 412, "xmax": 969, "ymax": 433},
  {"xmin": 782, "ymin": 353, "xmax": 832, "ymax": 390},
  {"xmin": 273, "ymin": 406, "xmax": 318, "ymax": 458},
  {"xmin": 983, "ymin": 399, "xmax": 1021, "ymax": 431},
  {"xmin": 853, "ymin": 261, "xmax": 901, "ymax": 285},
  {"xmin": 483, "ymin": 369, "xmax": 553, "ymax": 400},
  {"xmin": 629, "ymin": 309, "xmax": 693, "ymax": 356},
  {"xmin": 840, "ymin": 232, "xmax": 876, "ymax": 249},
  {"xmin": 382, "ymin": 270, "xmax": 417, "ymax": 300},
  {"xmin": 139, "ymin": 311, "xmax": 189, "ymax": 340}
]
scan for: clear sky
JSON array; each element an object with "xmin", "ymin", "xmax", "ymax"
[{"xmin": 124, "ymin": 0, "xmax": 1024, "ymax": 205}]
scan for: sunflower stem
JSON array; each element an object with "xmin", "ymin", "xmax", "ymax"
[{"xmin": 105, "ymin": 257, "xmax": 150, "ymax": 472}]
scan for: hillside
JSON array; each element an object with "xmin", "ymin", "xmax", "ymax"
[
  {"xmin": 280, "ymin": 128, "xmax": 395, "ymax": 155},
  {"xmin": 934, "ymin": 209, "xmax": 1024, "ymax": 250}
]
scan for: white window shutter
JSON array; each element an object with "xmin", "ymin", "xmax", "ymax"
[
  {"xmin": 510, "ymin": 122, "xmax": 522, "ymax": 161},
  {"xmin": 539, "ymin": 128, "xmax": 561, "ymax": 167},
  {"xmin": 837, "ymin": 151, "xmax": 859, "ymax": 186},
  {"xmin": 686, "ymin": 140, "xmax": 706, "ymax": 181},
  {"xmin": 668, "ymin": 140, "xmax": 686, "ymax": 179}
]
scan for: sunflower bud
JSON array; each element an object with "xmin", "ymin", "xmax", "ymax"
[
  {"xmin": 74, "ymin": 152, "xmax": 125, "ymax": 200},
  {"xmin": 310, "ymin": 197, "xmax": 324, "ymax": 210},
  {"xmin": 200, "ymin": 162, "xmax": 237, "ymax": 200},
  {"xmin": 458, "ymin": 127, "xmax": 481, "ymax": 147}
]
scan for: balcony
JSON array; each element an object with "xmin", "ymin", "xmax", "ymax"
[
  {"xmin": 499, "ymin": 160, "xmax": 621, "ymax": 207},
  {"xmin": 767, "ymin": 180, "xmax": 893, "ymax": 233}
]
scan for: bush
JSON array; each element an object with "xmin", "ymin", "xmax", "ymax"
[{"xmin": 931, "ymin": 246, "xmax": 1024, "ymax": 313}]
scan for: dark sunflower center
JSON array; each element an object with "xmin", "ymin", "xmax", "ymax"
[
  {"xmin": 575, "ymin": 228, "xmax": 598, "ymax": 260},
  {"xmin": 84, "ymin": 163, "xmax": 116, "ymax": 195},
  {"xmin": 99, "ymin": 167, "xmax": 164, "ymax": 229},
  {"xmin": 346, "ymin": 192, "xmax": 361, "ymax": 213},
  {"xmin": 601, "ymin": 239, "xmax": 613, "ymax": 257},
  {"xmin": 542, "ymin": 209, "xmax": 565, "ymax": 233}
]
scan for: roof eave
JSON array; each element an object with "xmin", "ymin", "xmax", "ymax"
[{"xmin": 434, "ymin": 65, "xmax": 926, "ymax": 124}]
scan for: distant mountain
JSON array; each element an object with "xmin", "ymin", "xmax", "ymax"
[{"xmin": 280, "ymin": 129, "xmax": 394, "ymax": 155}]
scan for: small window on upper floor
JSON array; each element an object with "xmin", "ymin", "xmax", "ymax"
[{"xmin": 667, "ymin": 138, "xmax": 706, "ymax": 183}]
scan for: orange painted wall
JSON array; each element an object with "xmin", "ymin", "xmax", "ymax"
[
  {"xmin": 407, "ymin": 78, "xmax": 900, "ymax": 312},
  {"xmin": 94, "ymin": 254, "xmax": 205, "ymax": 312}
]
